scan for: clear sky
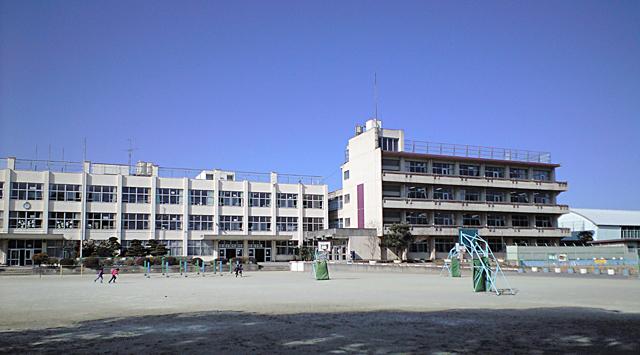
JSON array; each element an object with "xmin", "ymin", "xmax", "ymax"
[{"xmin": 0, "ymin": 1, "xmax": 638, "ymax": 209}]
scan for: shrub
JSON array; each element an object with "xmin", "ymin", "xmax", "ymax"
[
  {"xmin": 134, "ymin": 257, "xmax": 147, "ymax": 266},
  {"xmin": 124, "ymin": 258, "xmax": 135, "ymax": 266},
  {"xmin": 165, "ymin": 256, "xmax": 178, "ymax": 265},
  {"xmin": 191, "ymin": 257, "xmax": 203, "ymax": 266},
  {"xmin": 83, "ymin": 257, "xmax": 101, "ymax": 269},
  {"xmin": 47, "ymin": 257, "xmax": 59, "ymax": 266},
  {"xmin": 32, "ymin": 253, "xmax": 49, "ymax": 265},
  {"xmin": 60, "ymin": 258, "xmax": 76, "ymax": 266},
  {"xmin": 103, "ymin": 258, "xmax": 114, "ymax": 266}
]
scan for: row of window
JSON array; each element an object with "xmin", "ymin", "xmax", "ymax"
[
  {"xmin": 3, "ymin": 183, "xmax": 324, "ymax": 208},
  {"xmin": 385, "ymin": 159, "xmax": 552, "ymax": 181},
  {"xmin": 383, "ymin": 184, "xmax": 553, "ymax": 204},
  {"xmin": 6, "ymin": 211, "xmax": 324, "ymax": 231},
  {"xmin": 384, "ymin": 211, "xmax": 554, "ymax": 228}
]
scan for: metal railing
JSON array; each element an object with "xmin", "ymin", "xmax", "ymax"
[
  {"xmin": 403, "ymin": 140, "xmax": 552, "ymax": 164},
  {"xmin": 14, "ymin": 159, "xmax": 85, "ymax": 173}
]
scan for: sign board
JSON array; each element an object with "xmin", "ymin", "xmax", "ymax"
[
  {"xmin": 594, "ymin": 258, "xmax": 607, "ymax": 265},
  {"xmin": 558, "ymin": 254, "xmax": 568, "ymax": 262},
  {"xmin": 547, "ymin": 254, "xmax": 557, "ymax": 260},
  {"xmin": 317, "ymin": 241, "xmax": 331, "ymax": 252}
]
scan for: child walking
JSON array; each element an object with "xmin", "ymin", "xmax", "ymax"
[
  {"xmin": 234, "ymin": 262, "xmax": 243, "ymax": 278},
  {"xmin": 94, "ymin": 267, "xmax": 104, "ymax": 283},
  {"xmin": 108, "ymin": 268, "xmax": 120, "ymax": 284}
]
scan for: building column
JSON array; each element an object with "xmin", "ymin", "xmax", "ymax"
[
  {"xmin": 42, "ymin": 171, "xmax": 50, "ymax": 236},
  {"xmin": 243, "ymin": 239, "xmax": 249, "ymax": 260},
  {"xmin": 182, "ymin": 177, "xmax": 189, "ymax": 257},
  {"xmin": 429, "ymin": 237, "xmax": 436, "ymax": 261}
]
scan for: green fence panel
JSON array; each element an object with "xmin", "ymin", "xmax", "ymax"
[
  {"xmin": 314, "ymin": 260, "xmax": 330, "ymax": 280},
  {"xmin": 472, "ymin": 258, "xmax": 486, "ymax": 292},
  {"xmin": 451, "ymin": 258, "xmax": 461, "ymax": 277}
]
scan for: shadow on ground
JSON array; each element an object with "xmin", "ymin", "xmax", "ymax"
[{"xmin": 0, "ymin": 308, "xmax": 638, "ymax": 354}]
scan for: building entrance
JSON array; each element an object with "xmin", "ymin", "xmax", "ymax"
[
  {"xmin": 248, "ymin": 240, "xmax": 271, "ymax": 262},
  {"xmin": 218, "ymin": 240, "xmax": 243, "ymax": 261},
  {"xmin": 7, "ymin": 240, "xmax": 43, "ymax": 266}
]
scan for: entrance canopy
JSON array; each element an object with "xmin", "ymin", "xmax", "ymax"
[
  {"xmin": 304, "ymin": 228, "xmax": 377, "ymax": 241},
  {"xmin": 0, "ymin": 233, "xmax": 66, "ymax": 240}
]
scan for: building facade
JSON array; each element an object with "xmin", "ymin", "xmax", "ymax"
[
  {"xmin": 559, "ymin": 208, "xmax": 640, "ymax": 254},
  {"xmin": 0, "ymin": 158, "xmax": 327, "ymax": 266},
  {"xmin": 332, "ymin": 119, "xmax": 570, "ymax": 260}
]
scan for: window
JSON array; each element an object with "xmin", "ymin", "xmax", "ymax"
[
  {"xmin": 187, "ymin": 240, "xmax": 214, "ymax": 256},
  {"xmin": 533, "ymin": 170, "xmax": 551, "ymax": 181},
  {"xmin": 510, "ymin": 191, "xmax": 529, "ymax": 203},
  {"xmin": 344, "ymin": 194, "xmax": 351, "ymax": 204},
  {"xmin": 510, "ymin": 168, "xmax": 528, "ymax": 180},
  {"xmin": 511, "ymin": 215, "xmax": 530, "ymax": 227},
  {"xmin": 0, "ymin": 182, "xmax": 3, "ymax": 199},
  {"xmin": 407, "ymin": 161, "xmax": 427, "ymax": 173},
  {"xmin": 382, "ymin": 185, "xmax": 401, "ymax": 198},
  {"xmin": 165, "ymin": 240, "xmax": 183, "ymax": 256},
  {"xmin": 382, "ymin": 159, "xmax": 400, "ymax": 171},
  {"xmin": 435, "ymin": 238, "xmax": 455, "ymax": 253},
  {"xmin": 122, "ymin": 213, "xmax": 150, "ymax": 230},
  {"xmin": 432, "ymin": 162, "xmax": 453, "ymax": 175},
  {"xmin": 407, "ymin": 186, "xmax": 427, "ymax": 199},
  {"xmin": 535, "ymin": 239, "xmax": 551, "ymax": 246},
  {"xmin": 487, "ymin": 214, "xmax": 506, "ymax": 227},
  {"xmin": 219, "ymin": 191, "xmax": 243, "ymax": 206},
  {"xmin": 250, "ymin": 192, "xmax": 271, "ymax": 207},
  {"xmin": 87, "ymin": 185, "xmax": 117, "ymax": 203},
  {"xmin": 0, "ymin": 211, "xmax": 3, "ymax": 227},
  {"xmin": 533, "ymin": 192, "xmax": 551, "ymax": 204},
  {"xmin": 329, "ymin": 218, "xmax": 343, "ymax": 229},
  {"xmin": 409, "ymin": 241, "xmax": 430, "ymax": 253},
  {"xmin": 11, "ymin": 182, "xmax": 43, "ymax": 200},
  {"xmin": 156, "ymin": 214, "xmax": 182, "ymax": 230},
  {"xmin": 9, "ymin": 211, "xmax": 42, "ymax": 228},
  {"xmin": 535, "ymin": 215, "xmax": 552, "ymax": 228},
  {"xmin": 276, "ymin": 240, "xmax": 299, "ymax": 255},
  {"xmin": 122, "ymin": 187, "xmax": 150, "ymax": 204},
  {"xmin": 249, "ymin": 216, "xmax": 271, "ymax": 231},
  {"xmin": 87, "ymin": 213, "xmax": 116, "ymax": 229},
  {"xmin": 344, "ymin": 218, "xmax": 351, "ymax": 227},
  {"xmin": 48, "ymin": 212, "xmax": 81, "ymax": 229},
  {"xmin": 277, "ymin": 193, "xmax": 298, "ymax": 208},
  {"xmin": 303, "ymin": 194, "xmax": 323, "ymax": 209},
  {"xmin": 303, "ymin": 217, "xmax": 324, "ymax": 231},
  {"xmin": 434, "ymin": 212, "xmax": 454, "ymax": 226},
  {"xmin": 49, "ymin": 184, "xmax": 82, "ymax": 201},
  {"xmin": 433, "ymin": 187, "xmax": 453, "ymax": 200},
  {"xmin": 463, "ymin": 189, "xmax": 480, "ymax": 201},
  {"xmin": 328, "ymin": 196, "xmax": 343, "ymax": 210},
  {"xmin": 189, "ymin": 215, "xmax": 214, "ymax": 231},
  {"xmin": 622, "ymin": 226, "xmax": 640, "ymax": 239},
  {"xmin": 486, "ymin": 190, "xmax": 505, "ymax": 203},
  {"xmin": 487, "ymin": 238, "xmax": 505, "ymax": 252},
  {"xmin": 219, "ymin": 215, "xmax": 243, "ymax": 231},
  {"xmin": 276, "ymin": 217, "xmax": 298, "ymax": 232},
  {"xmin": 459, "ymin": 164, "xmax": 480, "ymax": 177},
  {"xmin": 343, "ymin": 170, "xmax": 350, "ymax": 180},
  {"xmin": 462, "ymin": 213, "xmax": 481, "ymax": 226},
  {"xmin": 406, "ymin": 211, "xmax": 428, "ymax": 225},
  {"xmin": 379, "ymin": 137, "xmax": 399, "ymax": 151},
  {"xmin": 383, "ymin": 210, "xmax": 401, "ymax": 224},
  {"xmin": 157, "ymin": 188, "xmax": 183, "ymax": 205},
  {"xmin": 190, "ymin": 190, "xmax": 214, "ymax": 206},
  {"xmin": 485, "ymin": 166, "xmax": 505, "ymax": 178}
]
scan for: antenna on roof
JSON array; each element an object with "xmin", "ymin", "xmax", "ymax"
[
  {"xmin": 83, "ymin": 137, "xmax": 87, "ymax": 162},
  {"xmin": 125, "ymin": 138, "xmax": 138, "ymax": 170},
  {"xmin": 373, "ymin": 72, "xmax": 378, "ymax": 119}
]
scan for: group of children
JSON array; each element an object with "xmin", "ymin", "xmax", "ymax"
[{"xmin": 94, "ymin": 267, "xmax": 119, "ymax": 283}]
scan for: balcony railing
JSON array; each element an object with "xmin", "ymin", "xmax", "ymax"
[{"xmin": 403, "ymin": 140, "xmax": 552, "ymax": 164}]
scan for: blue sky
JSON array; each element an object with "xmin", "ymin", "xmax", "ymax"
[{"xmin": 0, "ymin": 1, "xmax": 638, "ymax": 209}]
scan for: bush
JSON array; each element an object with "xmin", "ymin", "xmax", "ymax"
[
  {"xmin": 60, "ymin": 258, "xmax": 76, "ymax": 266},
  {"xmin": 83, "ymin": 257, "xmax": 101, "ymax": 269},
  {"xmin": 32, "ymin": 253, "xmax": 49, "ymax": 265},
  {"xmin": 124, "ymin": 258, "xmax": 135, "ymax": 266},
  {"xmin": 191, "ymin": 257, "xmax": 203, "ymax": 266},
  {"xmin": 47, "ymin": 257, "xmax": 59, "ymax": 266},
  {"xmin": 134, "ymin": 257, "xmax": 147, "ymax": 266},
  {"xmin": 103, "ymin": 258, "xmax": 114, "ymax": 266},
  {"xmin": 165, "ymin": 256, "xmax": 178, "ymax": 265}
]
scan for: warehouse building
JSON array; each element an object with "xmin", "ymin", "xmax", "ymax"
[{"xmin": 0, "ymin": 158, "xmax": 327, "ymax": 266}]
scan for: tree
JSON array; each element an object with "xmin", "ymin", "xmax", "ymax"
[
  {"xmin": 578, "ymin": 231, "xmax": 594, "ymax": 245},
  {"xmin": 82, "ymin": 240, "xmax": 97, "ymax": 257},
  {"xmin": 147, "ymin": 240, "xmax": 168, "ymax": 257},
  {"xmin": 32, "ymin": 252, "xmax": 49, "ymax": 266},
  {"xmin": 125, "ymin": 239, "xmax": 147, "ymax": 257},
  {"xmin": 380, "ymin": 223, "xmax": 414, "ymax": 261}
]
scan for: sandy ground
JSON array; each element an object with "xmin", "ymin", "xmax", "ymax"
[{"xmin": 0, "ymin": 271, "xmax": 639, "ymax": 353}]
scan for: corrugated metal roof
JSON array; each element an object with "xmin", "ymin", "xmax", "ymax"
[{"xmin": 571, "ymin": 208, "xmax": 640, "ymax": 226}]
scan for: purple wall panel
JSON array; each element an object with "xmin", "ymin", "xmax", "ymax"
[{"xmin": 357, "ymin": 183, "xmax": 364, "ymax": 228}]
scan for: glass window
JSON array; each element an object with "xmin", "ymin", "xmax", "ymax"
[
  {"xmin": 48, "ymin": 212, "xmax": 81, "ymax": 229},
  {"xmin": 344, "ymin": 194, "xmax": 350, "ymax": 204},
  {"xmin": 87, "ymin": 185, "xmax": 117, "ymax": 203},
  {"xmin": 382, "ymin": 159, "xmax": 400, "ymax": 171},
  {"xmin": 485, "ymin": 166, "xmax": 505, "ymax": 178},
  {"xmin": 382, "ymin": 185, "xmax": 401, "ymax": 198},
  {"xmin": 462, "ymin": 213, "xmax": 481, "ymax": 226},
  {"xmin": 407, "ymin": 186, "xmax": 427, "ymax": 199},
  {"xmin": 49, "ymin": 184, "xmax": 82, "ymax": 201},
  {"xmin": 463, "ymin": 189, "xmax": 480, "ymax": 201},
  {"xmin": 122, "ymin": 213, "xmax": 150, "ymax": 230},
  {"xmin": 219, "ymin": 191, "xmax": 243, "ymax": 206},
  {"xmin": 432, "ymin": 162, "xmax": 453, "ymax": 175},
  {"xmin": 164, "ymin": 240, "xmax": 183, "ymax": 256},
  {"xmin": 486, "ymin": 214, "xmax": 506, "ymax": 227},
  {"xmin": 434, "ymin": 212, "xmax": 454, "ymax": 226},
  {"xmin": 328, "ymin": 196, "xmax": 343, "ymax": 210},
  {"xmin": 533, "ymin": 192, "xmax": 551, "ymax": 204},
  {"xmin": 510, "ymin": 168, "xmax": 529, "ymax": 180},
  {"xmin": 433, "ymin": 187, "xmax": 453, "ymax": 200},
  {"xmin": 156, "ymin": 214, "xmax": 182, "ymax": 230},
  {"xmin": 187, "ymin": 240, "xmax": 214, "ymax": 256},
  {"xmin": 277, "ymin": 193, "xmax": 298, "ymax": 208},
  {"xmin": 10, "ymin": 182, "xmax": 43, "ymax": 200},
  {"xmin": 435, "ymin": 238, "xmax": 455, "ymax": 252},
  {"xmin": 379, "ymin": 137, "xmax": 399, "ymax": 151},
  {"xmin": 190, "ymin": 190, "xmax": 214, "ymax": 206},
  {"xmin": 249, "ymin": 216, "xmax": 271, "ymax": 231},
  {"xmin": 276, "ymin": 217, "xmax": 298, "ymax": 232},
  {"xmin": 122, "ymin": 187, "xmax": 150, "ymax": 204},
  {"xmin": 303, "ymin": 217, "xmax": 324, "ymax": 231},
  {"xmin": 459, "ymin": 164, "xmax": 480, "ymax": 177},
  {"xmin": 510, "ymin": 191, "xmax": 529, "ymax": 203},
  {"xmin": 343, "ymin": 170, "xmax": 349, "ymax": 180},
  {"xmin": 535, "ymin": 215, "xmax": 552, "ymax": 228},
  {"xmin": 250, "ymin": 192, "xmax": 271, "ymax": 207},
  {"xmin": 533, "ymin": 170, "xmax": 551, "ymax": 181},
  {"xmin": 383, "ymin": 210, "xmax": 401, "ymax": 224},
  {"xmin": 0, "ymin": 182, "xmax": 3, "ymax": 199},
  {"xmin": 303, "ymin": 194, "xmax": 323, "ymax": 209},
  {"xmin": 621, "ymin": 226, "xmax": 640, "ymax": 239},
  {"xmin": 511, "ymin": 215, "xmax": 530, "ymax": 227},
  {"xmin": 344, "ymin": 218, "xmax": 351, "ymax": 227},
  {"xmin": 9, "ymin": 211, "xmax": 42, "ymax": 228},
  {"xmin": 219, "ymin": 215, "xmax": 243, "ymax": 231},
  {"xmin": 486, "ymin": 190, "xmax": 505, "ymax": 202},
  {"xmin": 189, "ymin": 215, "xmax": 214, "ymax": 231},
  {"xmin": 407, "ymin": 161, "xmax": 427, "ymax": 173},
  {"xmin": 87, "ymin": 212, "xmax": 116, "ymax": 229},
  {"xmin": 276, "ymin": 240, "xmax": 299, "ymax": 255},
  {"xmin": 157, "ymin": 188, "xmax": 183, "ymax": 205},
  {"xmin": 487, "ymin": 238, "xmax": 505, "ymax": 252},
  {"xmin": 409, "ymin": 240, "xmax": 430, "ymax": 253},
  {"xmin": 406, "ymin": 211, "xmax": 428, "ymax": 225}
]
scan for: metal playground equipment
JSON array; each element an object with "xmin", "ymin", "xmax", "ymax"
[
  {"xmin": 311, "ymin": 241, "xmax": 330, "ymax": 280},
  {"xmin": 458, "ymin": 228, "xmax": 516, "ymax": 296},
  {"xmin": 440, "ymin": 246, "xmax": 461, "ymax": 277}
]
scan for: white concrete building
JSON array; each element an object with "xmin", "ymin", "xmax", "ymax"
[
  {"xmin": 331, "ymin": 119, "xmax": 570, "ymax": 260},
  {"xmin": 0, "ymin": 158, "xmax": 327, "ymax": 266},
  {"xmin": 559, "ymin": 208, "xmax": 640, "ymax": 253}
]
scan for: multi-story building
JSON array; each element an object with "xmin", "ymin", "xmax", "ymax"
[
  {"xmin": 332, "ymin": 119, "xmax": 570, "ymax": 260},
  {"xmin": 0, "ymin": 157, "xmax": 327, "ymax": 266},
  {"xmin": 559, "ymin": 208, "xmax": 640, "ymax": 254}
]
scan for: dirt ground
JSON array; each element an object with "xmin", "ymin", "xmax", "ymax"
[{"xmin": 0, "ymin": 271, "xmax": 639, "ymax": 354}]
